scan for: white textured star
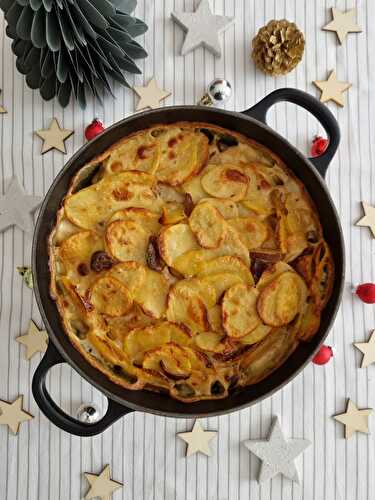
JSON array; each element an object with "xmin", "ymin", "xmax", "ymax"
[
  {"xmin": 178, "ymin": 420, "xmax": 217, "ymax": 457},
  {"xmin": 171, "ymin": 0, "xmax": 234, "ymax": 57},
  {"xmin": 243, "ymin": 417, "xmax": 311, "ymax": 484},
  {"xmin": 0, "ymin": 177, "xmax": 42, "ymax": 233}
]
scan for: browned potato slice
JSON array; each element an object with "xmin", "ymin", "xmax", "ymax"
[
  {"xmin": 207, "ymin": 305, "xmax": 224, "ymax": 333},
  {"xmin": 160, "ymin": 202, "xmax": 186, "ymax": 225},
  {"xmin": 202, "ymin": 273, "xmax": 243, "ymax": 300},
  {"xmin": 195, "ymin": 331, "xmax": 225, "ymax": 352},
  {"xmin": 158, "ymin": 223, "xmax": 198, "ymax": 266},
  {"xmin": 198, "ymin": 197, "xmax": 239, "ymax": 219},
  {"xmin": 201, "ymin": 164, "xmax": 249, "ymax": 201},
  {"xmin": 239, "ymin": 324, "xmax": 272, "ymax": 345},
  {"xmin": 166, "ymin": 284, "xmax": 209, "ymax": 333},
  {"xmin": 90, "ymin": 276, "xmax": 133, "ymax": 317},
  {"xmin": 189, "ymin": 202, "xmax": 227, "ymax": 249},
  {"xmin": 182, "ymin": 174, "xmax": 207, "ymax": 203},
  {"xmin": 196, "ymin": 255, "xmax": 254, "ymax": 284},
  {"xmin": 175, "ymin": 278, "xmax": 217, "ymax": 308},
  {"xmin": 228, "ymin": 216, "xmax": 268, "ymax": 250},
  {"xmin": 104, "ymin": 136, "xmax": 160, "ymax": 175},
  {"xmin": 257, "ymin": 271, "xmax": 307, "ymax": 327},
  {"xmin": 142, "ymin": 344, "xmax": 194, "ymax": 379},
  {"xmin": 256, "ymin": 261, "xmax": 294, "ymax": 291},
  {"xmin": 222, "ymin": 283, "xmax": 261, "ymax": 338},
  {"xmin": 108, "ymin": 261, "xmax": 146, "ymax": 296},
  {"xmin": 133, "ymin": 268, "xmax": 169, "ymax": 319},
  {"xmin": 105, "ymin": 220, "xmax": 149, "ymax": 263},
  {"xmin": 108, "ymin": 207, "xmax": 161, "ymax": 235}
]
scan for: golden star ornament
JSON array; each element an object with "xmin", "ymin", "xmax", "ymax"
[
  {"xmin": 313, "ymin": 70, "xmax": 351, "ymax": 106},
  {"xmin": 0, "ymin": 396, "xmax": 33, "ymax": 434},
  {"xmin": 84, "ymin": 465, "xmax": 123, "ymax": 500},
  {"xmin": 323, "ymin": 8, "xmax": 361, "ymax": 44},
  {"xmin": 134, "ymin": 78, "xmax": 171, "ymax": 111},
  {"xmin": 333, "ymin": 399, "xmax": 372, "ymax": 439},
  {"xmin": 177, "ymin": 420, "xmax": 217, "ymax": 456},
  {"xmin": 36, "ymin": 118, "xmax": 74, "ymax": 154},
  {"xmin": 356, "ymin": 202, "xmax": 375, "ymax": 238},
  {"xmin": 354, "ymin": 331, "xmax": 375, "ymax": 368},
  {"xmin": 16, "ymin": 320, "xmax": 48, "ymax": 360}
]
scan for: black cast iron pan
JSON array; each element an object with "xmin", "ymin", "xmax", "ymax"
[{"xmin": 31, "ymin": 88, "xmax": 345, "ymax": 436}]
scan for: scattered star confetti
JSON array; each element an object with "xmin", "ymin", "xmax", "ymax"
[
  {"xmin": 133, "ymin": 78, "xmax": 171, "ymax": 111},
  {"xmin": 171, "ymin": 0, "xmax": 234, "ymax": 57},
  {"xmin": 333, "ymin": 399, "xmax": 372, "ymax": 439},
  {"xmin": 323, "ymin": 8, "xmax": 361, "ymax": 44},
  {"xmin": 16, "ymin": 320, "xmax": 48, "ymax": 360},
  {"xmin": 35, "ymin": 118, "xmax": 74, "ymax": 154},
  {"xmin": 0, "ymin": 177, "xmax": 41, "ymax": 233},
  {"xmin": 356, "ymin": 202, "xmax": 375, "ymax": 238},
  {"xmin": 354, "ymin": 331, "xmax": 375, "ymax": 368},
  {"xmin": 84, "ymin": 465, "xmax": 123, "ymax": 500},
  {"xmin": 313, "ymin": 70, "xmax": 351, "ymax": 107},
  {"xmin": 243, "ymin": 416, "xmax": 311, "ymax": 484},
  {"xmin": 0, "ymin": 396, "xmax": 33, "ymax": 435},
  {"xmin": 177, "ymin": 420, "xmax": 217, "ymax": 457}
]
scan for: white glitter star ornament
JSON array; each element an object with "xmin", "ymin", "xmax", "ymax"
[
  {"xmin": 243, "ymin": 417, "xmax": 311, "ymax": 484},
  {"xmin": 171, "ymin": 0, "xmax": 234, "ymax": 57},
  {"xmin": 0, "ymin": 177, "xmax": 42, "ymax": 233}
]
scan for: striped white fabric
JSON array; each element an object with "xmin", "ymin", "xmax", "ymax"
[{"xmin": 0, "ymin": 1, "xmax": 374, "ymax": 499}]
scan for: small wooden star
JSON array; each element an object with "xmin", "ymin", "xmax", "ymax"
[
  {"xmin": 0, "ymin": 89, "xmax": 6, "ymax": 113},
  {"xmin": 133, "ymin": 78, "xmax": 171, "ymax": 111},
  {"xmin": 323, "ymin": 8, "xmax": 361, "ymax": 44},
  {"xmin": 84, "ymin": 465, "xmax": 123, "ymax": 500},
  {"xmin": 354, "ymin": 331, "xmax": 375, "ymax": 368},
  {"xmin": 356, "ymin": 202, "xmax": 375, "ymax": 238},
  {"xmin": 16, "ymin": 320, "xmax": 48, "ymax": 360},
  {"xmin": 36, "ymin": 118, "xmax": 74, "ymax": 154},
  {"xmin": 243, "ymin": 416, "xmax": 311, "ymax": 484},
  {"xmin": 177, "ymin": 420, "xmax": 217, "ymax": 457},
  {"xmin": 0, "ymin": 396, "xmax": 33, "ymax": 435},
  {"xmin": 333, "ymin": 399, "xmax": 372, "ymax": 439},
  {"xmin": 313, "ymin": 70, "xmax": 351, "ymax": 106}
]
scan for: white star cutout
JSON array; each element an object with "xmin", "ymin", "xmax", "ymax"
[
  {"xmin": 323, "ymin": 8, "xmax": 361, "ymax": 44},
  {"xmin": 133, "ymin": 78, "xmax": 171, "ymax": 111},
  {"xmin": 171, "ymin": 0, "xmax": 234, "ymax": 57},
  {"xmin": 16, "ymin": 320, "xmax": 48, "ymax": 360},
  {"xmin": 84, "ymin": 465, "xmax": 123, "ymax": 500},
  {"xmin": 356, "ymin": 202, "xmax": 375, "ymax": 238},
  {"xmin": 0, "ymin": 177, "xmax": 42, "ymax": 233},
  {"xmin": 243, "ymin": 417, "xmax": 311, "ymax": 484},
  {"xmin": 178, "ymin": 420, "xmax": 217, "ymax": 457}
]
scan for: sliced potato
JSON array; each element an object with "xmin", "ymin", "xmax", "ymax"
[
  {"xmin": 142, "ymin": 343, "xmax": 201, "ymax": 379},
  {"xmin": 174, "ymin": 278, "xmax": 217, "ymax": 308},
  {"xmin": 182, "ymin": 173, "xmax": 208, "ymax": 203},
  {"xmin": 256, "ymin": 261, "xmax": 294, "ymax": 291},
  {"xmin": 198, "ymin": 197, "xmax": 239, "ymax": 219},
  {"xmin": 133, "ymin": 268, "xmax": 169, "ymax": 319},
  {"xmin": 201, "ymin": 164, "xmax": 249, "ymax": 201},
  {"xmin": 158, "ymin": 223, "xmax": 198, "ymax": 266},
  {"xmin": 202, "ymin": 272, "xmax": 243, "ymax": 300},
  {"xmin": 108, "ymin": 207, "xmax": 160, "ymax": 235},
  {"xmin": 104, "ymin": 136, "xmax": 160, "ymax": 175},
  {"xmin": 196, "ymin": 255, "xmax": 253, "ymax": 284},
  {"xmin": 166, "ymin": 284, "xmax": 209, "ymax": 333},
  {"xmin": 207, "ymin": 305, "xmax": 224, "ymax": 333},
  {"xmin": 105, "ymin": 220, "xmax": 149, "ymax": 263},
  {"xmin": 107, "ymin": 261, "xmax": 146, "ymax": 297},
  {"xmin": 257, "ymin": 271, "xmax": 307, "ymax": 327},
  {"xmin": 89, "ymin": 276, "xmax": 133, "ymax": 317},
  {"xmin": 195, "ymin": 331, "xmax": 225, "ymax": 352},
  {"xmin": 222, "ymin": 283, "xmax": 261, "ymax": 338},
  {"xmin": 189, "ymin": 202, "xmax": 227, "ymax": 249},
  {"xmin": 160, "ymin": 202, "xmax": 186, "ymax": 225},
  {"xmin": 228, "ymin": 216, "xmax": 268, "ymax": 250},
  {"xmin": 239, "ymin": 324, "xmax": 272, "ymax": 345}
]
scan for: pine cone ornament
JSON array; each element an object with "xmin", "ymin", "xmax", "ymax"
[
  {"xmin": 252, "ymin": 19, "xmax": 305, "ymax": 76},
  {"xmin": 0, "ymin": 0, "xmax": 148, "ymax": 108}
]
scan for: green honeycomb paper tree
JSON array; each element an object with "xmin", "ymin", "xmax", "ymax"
[{"xmin": 0, "ymin": 0, "xmax": 148, "ymax": 108}]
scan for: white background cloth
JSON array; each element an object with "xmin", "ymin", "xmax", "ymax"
[{"xmin": 0, "ymin": 1, "xmax": 374, "ymax": 499}]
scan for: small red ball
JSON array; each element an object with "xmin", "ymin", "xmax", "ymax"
[
  {"xmin": 310, "ymin": 136, "xmax": 329, "ymax": 157},
  {"xmin": 85, "ymin": 119, "xmax": 104, "ymax": 141},
  {"xmin": 355, "ymin": 283, "xmax": 375, "ymax": 304},
  {"xmin": 312, "ymin": 345, "xmax": 333, "ymax": 365}
]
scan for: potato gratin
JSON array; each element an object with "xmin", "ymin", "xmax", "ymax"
[{"xmin": 50, "ymin": 123, "xmax": 334, "ymax": 402}]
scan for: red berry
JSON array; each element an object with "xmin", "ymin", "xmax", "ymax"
[
  {"xmin": 312, "ymin": 345, "xmax": 333, "ymax": 365},
  {"xmin": 355, "ymin": 283, "xmax": 375, "ymax": 304},
  {"xmin": 85, "ymin": 119, "xmax": 104, "ymax": 141},
  {"xmin": 310, "ymin": 136, "xmax": 329, "ymax": 157}
]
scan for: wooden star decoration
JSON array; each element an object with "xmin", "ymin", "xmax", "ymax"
[
  {"xmin": 84, "ymin": 465, "xmax": 123, "ymax": 500},
  {"xmin": 134, "ymin": 78, "xmax": 171, "ymax": 111},
  {"xmin": 0, "ymin": 177, "xmax": 42, "ymax": 233},
  {"xmin": 356, "ymin": 202, "xmax": 375, "ymax": 238},
  {"xmin": 333, "ymin": 399, "xmax": 372, "ymax": 439},
  {"xmin": 35, "ymin": 118, "xmax": 74, "ymax": 154},
  {"xmin": 177, "ymin": 420, "xmax": 217, "ymax": 457},
  {"xmin": 171, "ymin": 0, "xmax": 234, "ymax": 57},
  {"xmin": 16, "ymin": 320, "xmax": 48, "ymax": 360},
  {"xmin": 243, "ymin": 416, "xmax": 311, "ymax": 484},
  {"xmin": 0, "ymin": 396, "xmax": 33, "ymax": 435},
  {"xmin": 313, "ymin": 70, "xmax": 351, "ymax": 107},
  {"xmin": 354, "ymin": 331, "xmax": 375, "ymax": 368},
  {"xmin": 0, "ymin": 89, "xmax": 6, "ymax": 113},
  {"xmin": 323, "ymin": 8, "xmax": 361, "ymax": 44}
]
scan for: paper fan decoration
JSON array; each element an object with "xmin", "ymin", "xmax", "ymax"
[{"xmin": 0, "ymin": 0, "xmax": 148, "ymax": 108}]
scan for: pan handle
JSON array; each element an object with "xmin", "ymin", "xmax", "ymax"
[
  {"xmin": 242, "ymin": 88, "xmax": 340, "ymax": 178},
  {"xmin": 32, "ymin": 341, "xmax": 133, "ymax": 437}
]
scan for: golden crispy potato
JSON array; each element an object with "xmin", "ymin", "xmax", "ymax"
[
  {"xmin": 228, "ymin": 216, "xmax": 268, "ymax": 250},
  {"xmin": 196, "ymin": 255, "xmax": 254, "ymax": 284},
  {"xmin": 257, "ymin": 271, "xmax": 307, "ymax": 327},
  {"xmin": 89, "ymin": 276, "xmax": 133, "ymax": 317},
  {"xmin": 201, "ymin": 164, "xmax": 249, "ymax": 201},
  {"xmin": 182, "ymin": 173, "xmax": 208, "ymax": 203},
  {"xmin": 195, "ymin": 331, "xmax": 225, "ymax": 352},
  {"xmin": 175, "ymin": 278, "xmax": 217, "ymax": 308},
  {"xmin": 256, "ymin": 261, "xmax": 294, "ymax": 291},
  {"xmin": 160, "ymin": 202, "xmax": 186, "ymax": 225},
  {"xmin": 133, "ymin": 268, "xmax": 169, "ymax": 319},
  {"xmin": 108, "ymin": 207, "xmax": 160, "ymax": 234},
  {"xmin": 189, "ymin": 202, "xmax": 227, "ymax": 249},
  {"xmin": 201, "ymin": 272, "xmax": 243, "ymax": 300},
  {"xmin": 143, "ymin": 343, "xmax": 201, "ymax": 380},
  {"xmin": 239, "ymin": 324, "xmax": 272, "ymax": 345},
  {"xmin": 198, "ymin": 197, "xmax": 239, "ymax": 219},
  {"xmin": 222, "ymin": 283, "xmax": 261, "ymax": 338},
  {"xmin": 107, "ymin": 261, "xmax": 146, "ymax": 296},
  {"xmin": 105, "ymin": 220, "xmax": 149, "ymax": 263},
  {"xmin": 158, "ymin": 223, "xmax": 198, "ymax": 266},
  {"xmin": 166, "ymin": 284, "xmax": 209, "ymax": 333},
  {"xmin": 104, "ymin": 135, "xmax": 160, "ymax": 175},
  {"xmin": 207, "ymin": 305, "xmax": 224, "ymax": 333}
]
